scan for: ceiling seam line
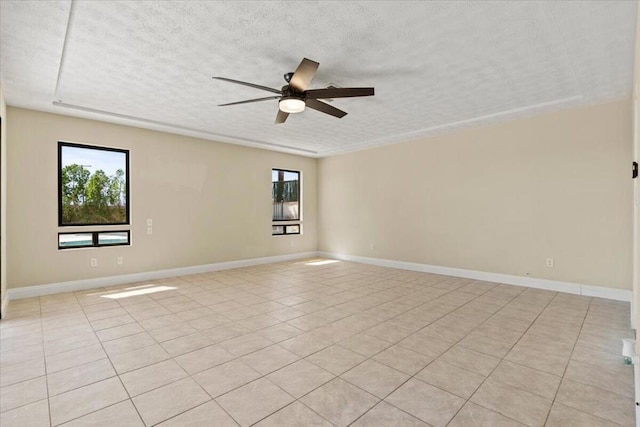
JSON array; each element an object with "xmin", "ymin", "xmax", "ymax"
[
  {"xmin": 53, "ymin": 0, "xmax": 76, "ymax": 102},
  {"xmin": 51, "ymin": 101, "xmax": 318, "ymax": 155}
]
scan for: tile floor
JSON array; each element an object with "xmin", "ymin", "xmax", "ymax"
[{"xmin": 0, "ymin": 259, "xmax": 634, "ymax": 426}]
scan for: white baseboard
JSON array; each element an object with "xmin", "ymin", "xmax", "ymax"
[
  {"xmin": 319, "ymin": 252, "xmax": 632, "ymax": 302},
  {"xmin": 6, "ymin": 251, "xmax": 632, "ymax": 303},
  {"xmin": 1, "ymin": 294, "xmax": 8, "ymax": 318},
  {"xmin": 7, "ymin": 252, "xmax": 319, "ymax": 300}
]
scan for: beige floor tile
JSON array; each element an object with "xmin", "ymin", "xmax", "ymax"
[
  {"xmin": 470, "ymin": 377, "xmax": 552, "ymax": 427},
  {"xmin": 254, "ymin": 401, "xmax": 332, "ymax": 426},
  {"xmin": 280, "ymin": 333, "xmax": 332, "ymax": 357},
  {"xmin": 44, "ymin": 331, "xmax": 100, "ymax": 356},
  {"xmin": 267, "ymin": 359, "xmax": 335, "ymax": 398},
  {"xmin": 120, "ymin": 359, "xmax": 188, "ymax": 396},
  {"xmin": 147, "ymin": 322, "xmax": 199, "ymax": 342},
  {"xmin": 364, "ymin": 322, "xmax": 414, "ymax": 343},
  {"xmin": 351, "ymin": 401, "xmax": 428, "ymax": 427},
  {"xmin": 96, "ymin": 322, "xmax": 144, "ymax": 342},
  {"xmin": 418, "ymin": 322, "xmax": 470, "ymax": 343},
  {"xmin": 256, "ymin": 323, "xmax": 304, "ymax": 343},
  {"xmin": 287, "ymin": 314, "xmax": 330, "ymax": 331},
  {"xmin": 0, "ymin": 376, "xmax": 48, "ymax": 412},
  {"xmin": 505, "ymin": 340, "xmax": 570, "ymax": 376},
  {"xmin": 90, "ymin": 314, "xmax": 136, "ymax": 331},
  {"xmin": 237, "ymin": 314, "xmax": 281, "ymax": 331},
  {"xmin": 102, "ymin": 332, "xmax": 156, "ymax": 356},
  {"xmin": 385, "ymin": 378, "xmax": 465, "ymax": 427},
  {"xmin": 174, "ymin": 344, "xmax": 234, "ymax": 375},
  {"xmin": 416, "ymin": 359, "xmax": 485, "ymax": 399},
  {"xmin": 555, "ymin": 378, "xmax": 635, "ymax": 426},
  {"xmin": 3, "ymin": 262, "xmax": 635, "ymax": 427},
  {"xmin": 545, "ymin": 402, "xmax": 620, "ymax": 427},
  {"xmin": 46, "ymin": 343, "xmax": 108, "ymax": 374},
  {"xmin": 218, "ymin": 332, "xmax": 273, "ymax": 357},
  {"xmin": 439, "ymin": 345, "xmax": 500, "ymax": 376},
  {"xmin": 268, "ymin": 307, "xmax": 307, "ymax": 321},
  {"xmin": 307, "ymin": 344, "xmax": 367, "ymax": 375},
  {"xmin": 241, "ymin": 344, "xmax": 299, "ymax": 375},
  {"xmin": 0, "ymin": 398, "xmax": 49, "ymax": 427},
  {"xmin": 489, "ymin": 360, "xmax": 561, "ymax": 400},
  {"xmin": 339, "ymin": 333, "xmax": 392, "ymax": 357},
  {"xmin": 1, "ymin": 344, "xmax": 44, "ymax": 367},
  {"xmin": 138, "ymin": 314, "xmax": 183, "ymax": 330},
  {"xmin": 457, "ymin": 333, "xmax": 514, "ymax": 358},
  {"xmin": 47, "ymin": 358, "xmax": 116, "ymax": 396},
  {"xmin": 188, "ymin": 314, "xmax": 231, "ymax": 331},
  {"xmin": 132, "ymin": 377, "xmax": 211, "ymax": 426},
  {"xmin": 216, "ymin": 378, "xmax": 294, "ymax": 426},
  {"xmin": 398, "ymin": 333, "xmax": 452, "ymax": 358},
  {"xmin": 564, "ymin": 359, "xmax": 634, "ymax": 398},
  {"xmin": 62, "ymin": 400, "xmax": 144, "ymax": 426},
  {"xmin": 0, "ymin": 357, "xmax": 45, "ymax": 387},
  {"xmin": 156, "ymin": 401, "xmax": 238, "ymax": 427},
  {"xmin": 202, "ymin": 323, "xmax": 250, "ymax": 343},
  {"xmin": 50, "ymin": 377, "xmax": 128, "ymax": 425},
  {"xmin": 194, "ymin": 359, "xmax": 261, "ymax": 398},
  {"xmin": 109, "ymin": 343, "xmax": 171, "ymax": 374},
  {"xmin": 310, "ymin": 323, "xmax": 359, "ymax": 343},
  {"xmin": 161, "ymin": 332, "xmax": 215, "ymax": 357},
  {"xmin": 84, "ymin": 307, "xmax": 128, "ymax": 321},
  {"xmin": 448, "ymin": 402, "xmax": 525, "ymax": 427},
  {"xmin": 342, "ymin": 360, "xmax": 409, "ymax": 398},
  {"xmin": 301, "ymin": 378, "xmax": 379, "ymax": 427},
  {"xmin": 372, "ymin": 345, "xmax": 434, "ymax": 375}
]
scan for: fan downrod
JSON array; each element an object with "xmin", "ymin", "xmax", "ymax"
[{"xmin": 283, "ymin": 72, "xmax": 294, "ymax": 83}]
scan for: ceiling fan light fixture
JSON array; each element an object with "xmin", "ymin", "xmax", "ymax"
[{"xmin": 279, "ymin": 97, "xmax": 306, "ymax": 113}]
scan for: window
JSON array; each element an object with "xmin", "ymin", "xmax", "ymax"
[
  {"xmin": 272, "ymin": 169, "xmax": 301, "ymax": 235},
  {"xmin": 272, "ymin": 224, "xmax": 300, "ymax": 235},
  {"xmin": 58, "ymin": 142, "xmax": 129, "ymax": 226},
  {"xmin": 58, "ymin": 231, "xmax": 131, "ymax": 250}
]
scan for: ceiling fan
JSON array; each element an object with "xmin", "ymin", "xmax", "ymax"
[{"xmin": 212, "ymin": 58, "xmax": 375, "ymax": 124}]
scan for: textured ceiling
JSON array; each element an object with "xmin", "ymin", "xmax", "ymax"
[{"xmin": 0, "ymin": 1, "xmax": 637, "ymax": 157}]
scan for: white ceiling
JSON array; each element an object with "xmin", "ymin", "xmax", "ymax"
[{"xmin": 0, "ymin": 1, "xmax": 637, "ymax": 157}]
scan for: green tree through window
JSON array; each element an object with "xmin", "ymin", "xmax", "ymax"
[{"xmin": 59, "ymin": 142, "xmax": 129, "ymax": 226}]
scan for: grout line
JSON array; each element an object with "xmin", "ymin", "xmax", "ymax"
[{"xmin": 541, "ymin": 293, "xmax": 591, "ymax": 426}]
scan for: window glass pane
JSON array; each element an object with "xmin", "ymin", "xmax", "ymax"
[
  {"xmin": 59, "ymin": 233, "xmax": 93, "ymax": 248},
  {"xmin": 98, "ymin": 231, "xmax": 129, "ymax": 245},
  {"xmin": 285, "ymin": 225, "xmax": 300, "ymax": 234},
  {"xmin": 272, "ymin": 225, "xmax": 285, "ymax": 235},
  {"xmin": 59, "ymin": 142, "xmax": 129, "ymax": 226},
  {"xmin": 272, "ymin": 169, "xmax": 299, "ymax": 221}
]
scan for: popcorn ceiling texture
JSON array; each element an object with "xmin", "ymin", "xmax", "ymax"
[{"xmin": 0, "ymin": 1, "xmax": 636, "ymax": 156}]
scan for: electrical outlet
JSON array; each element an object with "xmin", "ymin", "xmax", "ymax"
[
  {"xmin": 370, "ymin": 243, "xmax": 375, "ymax": 250},
  {"xmin": 546, "ymin": 258, "xmax": 554, "ymax": 268},
  {"xmin": 147, "ymin": 227, "xmax": 153, "ymax": 235},
  {"xmin": 117, "ymin": 257, "xmax": 123, "ymax": 265},
  {"xmin": 290, "ymin": 241, "xmax": 294, "ymax": 248},
  {"xmin": 90, "ymin": 258, "xmax": 97, "ymax": 267},
  {"xmin": 146, "ymin": 218, "xmax": 153, "ymax": 227}
]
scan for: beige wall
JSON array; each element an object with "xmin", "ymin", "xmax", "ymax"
[
  {"xmin": 0, "ymin": 86, "xmax": 6, "ymax": 311},
  {"xmin": 6, "ymin": 108, "xmax": 317, "ymax": 289},
  {"xmin": 319, "ymin": 100, "xmax": 633, "ymax": 290}
]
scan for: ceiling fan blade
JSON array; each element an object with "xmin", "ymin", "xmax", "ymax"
[
  {"xmin": 219, "ymin": 96, "xmax": 280, "ymax": 106},
  {"xmin": 289, "ymin": 58, "xmax": 319, "ymax": 92},
  {"xmin": 305, "ymin": 99, "xmax": 347, "ymax": 119},
  {"xmin": 212, "ymin": 77, "xmax": 281, "ymax": 94},
  {"xmin": 275, "ymin": 110, "xmax": 289, "ymax": 124},
  {"xmin": 305, "ymin": 87, "xmax": 375, "ymax": 99}
]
